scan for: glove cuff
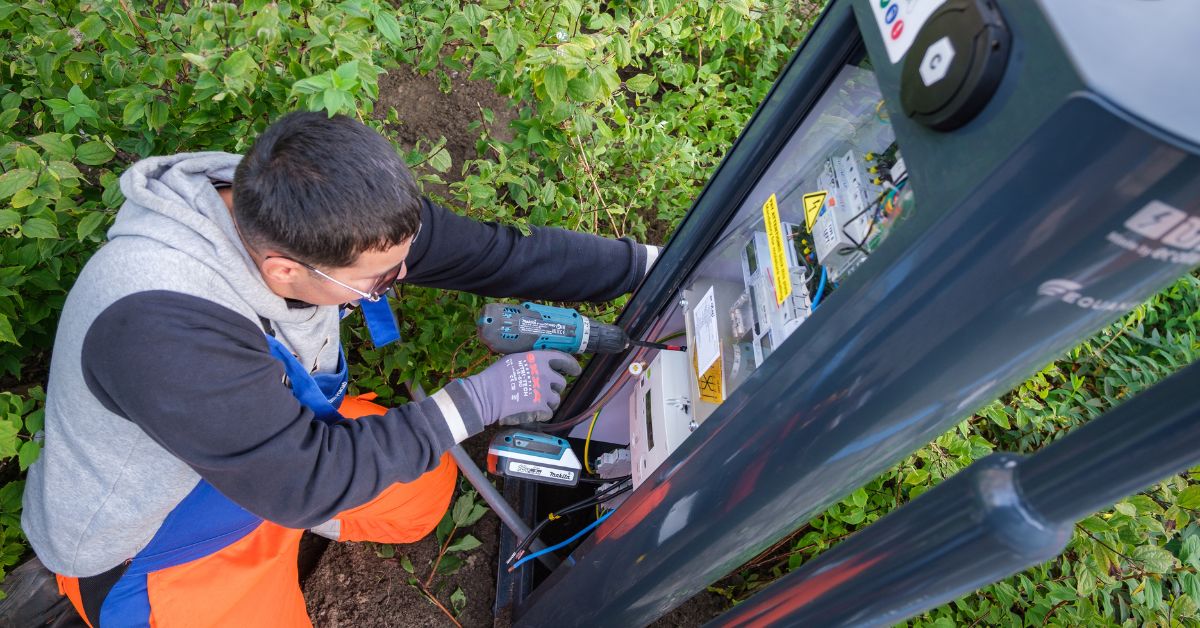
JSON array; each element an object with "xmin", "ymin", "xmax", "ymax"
[{"xmin": 430, "ymin": 379, "xmax": 486, "ymax": 443}]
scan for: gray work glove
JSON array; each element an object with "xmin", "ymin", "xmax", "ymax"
[{"xmin": 461, "ymin": 350, "xmax": 582, "ymax": 425}]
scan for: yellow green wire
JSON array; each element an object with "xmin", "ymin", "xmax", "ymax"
[{"xmin": 583, "ymin": 408, "xmax": 600, "ymax": 474}]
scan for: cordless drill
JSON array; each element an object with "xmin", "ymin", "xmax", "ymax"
[{"xmin": 477, "ymin": 302, "xmax": 683, "ymax": 355}]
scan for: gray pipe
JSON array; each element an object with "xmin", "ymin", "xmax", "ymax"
[{"xmin": 408, "ymin": 381, "xmax": 559, "ymax": 570}]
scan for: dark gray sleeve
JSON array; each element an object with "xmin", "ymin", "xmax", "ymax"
[
  {"xmin": 81, "ymin": 291, "xmax": 483, "ymax": 528},
  {"xmin": 402, "ymin": 198, "xmax": 648, "ymax": 301}
]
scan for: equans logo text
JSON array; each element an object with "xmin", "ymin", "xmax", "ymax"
[{"xmin": 1037, "ymin": 279, "xmax": 1138, "ymax": 312}]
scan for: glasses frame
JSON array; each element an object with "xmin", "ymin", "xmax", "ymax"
[
  {"xmin": 238, "ymin": 216, "xmax": 421, "ymax": 303},
  {"xmin": 268, "ymin": 256, "xmax": 404, "ymax": 303}
]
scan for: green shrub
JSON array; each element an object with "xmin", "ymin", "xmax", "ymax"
[{"xmin": 0, "ymin": 1, "xmax": 1196, "ymax": 622}]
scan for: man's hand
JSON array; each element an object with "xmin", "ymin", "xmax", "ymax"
[{"xmin": 461, "ymin": 350, "xmax": 582, "ymax": 425}]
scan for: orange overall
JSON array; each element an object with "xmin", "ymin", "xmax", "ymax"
[{"xmin": 56, "ymin": 337, "xmax": 458, "ymax": 628}]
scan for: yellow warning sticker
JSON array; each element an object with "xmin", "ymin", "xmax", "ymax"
[
  {"xmin": 802, "ymin": 191, "xmax": 828, "ymax": 230},
  {"xmin": 761, "ymin": 194, "xmax": 791, "ymax": 305},
  {"xmin": 694, "ymin": 350, "xmax": 723, "ymax": 404}
]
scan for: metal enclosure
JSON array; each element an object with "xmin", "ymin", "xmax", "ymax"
[{"xmin": 505, "ymin": 1, "xmax": 1200, "ymax": 625}]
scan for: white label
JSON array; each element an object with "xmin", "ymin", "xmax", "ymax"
[
  {"xmin": 508, "ymin": 461, "xmax": 573, "ymax": 482},
  {"xmin": 693, "ymin": 286, "xmax": 720, "ymax": 375},
  {"xmin": 919, "ymin": 36, "xmax": 955, "ymax": 86},
  {"xmin": 870, "ymin": 0, "xmax": 948, "ymax": 64},
  {"xmin": 1125, "ymin": 201, "xmax": 1187, "ymax": 240}
]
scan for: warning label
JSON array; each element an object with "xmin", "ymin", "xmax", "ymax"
[
  {"xmin": 694, "ymin": 351, "xmax": 723, "ymax": 404},
  {"xmin": 761, "ymin": 194, "xmax": 792, "ymax": 305},
  {"xmin": 802, "ymin": 191, "xmax": 828, "ymax": 230}
]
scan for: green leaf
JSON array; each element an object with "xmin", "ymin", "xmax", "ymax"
[
  {"xmin": 333, "ymin": 61, "xmax": 359, "ymax": 90},
  {"xmin": 374, "ymin": 543, "xmax": 395, "ymax": 558},
  {"xmin": 1132, "ymin": 545, "xmax": 1176, "ymax": 574},
  {"xmin": 78, "ymin": 15, "xmax": 106, "ymax": 40},
  {"xmin": 450, "ymin": 587, "xmax": 466, "ymax": 612},
  {"xmin": 21, "ymin": 218, "xmax": 59, "ymax": 239},
  {"xmin": 904, "ymin": 469, "xmax": 929, "ymax": 485},
  {"xmin": 543, "ymin": 65, "xmax": 567, "ymax": 103},
  {"xmin": 850, "ymin": 487, "xmax": 867, "ymax": 508},
  {"xmin": 435, "ymin": 554, "xmax": 463, "ymax": 575},
  {"xmin": 47, "ymin": 161, "xmax": 82, "ymax": 181},
  {"xmin": 17, "ymin": 440, "xmax": 39, "ymax": 471},
  {"xmin": 147, "ymin": 101, "xmax": 168, "ymax": 131},
  {"xmin": 0, "ymin": 210, "xmax": 19, "ymax": 230},
  {"xmin": 76, "ymin": 212, "xmax": 107, "ymax": 241},
  {"xmin": 446, "ymin": 534, "xmax": 481, "ymax": 553},
  {"xmin": 0, "ymin": 315, "xmax": 16, "ymax": 345},
  {"xmin": 221, "ymin": 50, "xmax": 256, "ymax": 79},
  {"xmin": 374, "ymin": 11, "xmax": 405, "ymax": 47},
  {"xmin": 435, "ymin": 512, "xmax": 453, "ymax": 545},
  {"xmin": 0, "ymin": 169, "xmax": 37, "ymax": 200},
  {"xmin": 1178, "ymin": 485, "xmax": 1200, "ymax": 510},
  {"xmin": 23, "ymin": 409, "xmax": 43, "ymax": 435},
  {"xmin": 567, "ymin": 76, "xmax": 596, "ymax": 102},
  {"xmin": 67, "ymin": 85, "xmax": 87, "ymax": 106},
  {"xmin": 400, "ymin": 555, "xmax": 414, "ymax": 573},
  {"xmin": 0, "ymin": 421, "xmax": 18, "ymax": 458},
  {"xmin": 451, "ymin": 493, "xmax": 474, "ymax": 526},
  {"xmin": 1115, "ymin": 502, "xmax": 1137, "ymax": 517},
  {"xmin": 462, "ymin": 504, "xmax": 488, "ymax": 527},
  {"xmin": 77, "ymin": 141, "xmax": 115, "ymax": 166},
  {"xmin": 291, "ymin": 75, "xmax": 332, "ymax": 95},
  {"xmin": 1127, "ymin": 494, "xmax": 1163, "ymax": 515},
  {"xmin": 32, "ymin": 134, "xmax": 75, "ymax": 160},
  {"xmin": 493, "ymin": 27, "xmax": 517, "ymax": 60},
  {"xmin": 625, "ymin": 73, "xmax": 656, "ymax": 94},
  {"xmin": 1078, "ymin": 516, "xmax": 1111, "ymax": 535},
  {"xmin": 0, "ymin": 109, "xmax": 19, "ymax": 129},
  {"xmin": 1174, "ymin": 593, "xmax": 1198, "ymax": 619},
  {"xmin": 426, "ymin": 147, "xmax": 451, "ymax": 174}
]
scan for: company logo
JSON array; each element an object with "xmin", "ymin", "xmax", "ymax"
[
  {"xmin": 1107, "ymin": 201, "xmax": 1200, "ymax": 266},
  {"xmin": 1037, "ymin": 279, "xmax": 1138, "ymax": 312}
]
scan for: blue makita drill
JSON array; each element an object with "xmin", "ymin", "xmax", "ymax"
[{"xmin": 477, "ymin": 302, "xmax": 681, "ymax": 355}]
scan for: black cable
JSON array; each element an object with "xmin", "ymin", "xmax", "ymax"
[{"xmin": 508, "ymin": 479, "xmax": 632, "ymax": 563}]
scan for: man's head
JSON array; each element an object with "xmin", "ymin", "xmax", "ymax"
[{"xmin": 232, "ymin": 112, "xmax": 422, "ymax": 305}]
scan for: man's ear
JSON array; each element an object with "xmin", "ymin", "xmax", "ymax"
[{"xmin": 260, "ymin": 256, "xmax": 308, "ymax": 286}]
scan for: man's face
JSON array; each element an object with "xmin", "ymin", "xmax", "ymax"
[{"xmin": 273, "ymin": 238, "xmax": 415, "ymax": 306}]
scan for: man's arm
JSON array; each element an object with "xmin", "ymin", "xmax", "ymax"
[
  {"xmin": 81, "ymin": 291, "xmax": 485, "ymax": 528},
  {"xmin": 402, "ymin": 198, "xmax": 653, "ymax": 301}
]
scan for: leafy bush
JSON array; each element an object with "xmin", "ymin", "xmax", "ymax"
[{"xmin": 0, "ymin": 0, "xmax": 1196, "ymax": 623}]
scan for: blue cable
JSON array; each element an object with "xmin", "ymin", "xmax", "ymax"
[
  {"xmin": 511, "ymin": 510, "xmax": 615, "ymax": 571},
  {"xmin": 811, "ymin": 267, "xmax": 828, "ymax": 310}
]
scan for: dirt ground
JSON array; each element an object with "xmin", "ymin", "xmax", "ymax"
[{"xmin": 302, "ymin": 66, "xmax": 726, "ymax": 628}]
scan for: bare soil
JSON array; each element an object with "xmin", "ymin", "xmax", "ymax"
[{"xmin": 303, "ymin": 66, "xmax": 727, "ymax": 628}]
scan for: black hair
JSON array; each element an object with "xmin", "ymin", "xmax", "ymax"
[{"xmin": 232, "ymin": 111, "xmax": 421, "ymax": 268}]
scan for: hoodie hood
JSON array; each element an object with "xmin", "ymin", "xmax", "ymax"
[{"xmin": 109, "ymin": 151, "xmax": 325, "ymax": 326}]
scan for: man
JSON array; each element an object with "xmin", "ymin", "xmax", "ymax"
[{"xmin": 22, "ymin": 112, "xmax": 657, "ymax": 626}]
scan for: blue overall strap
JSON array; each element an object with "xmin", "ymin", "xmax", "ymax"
[
  {"xmin": 359, "ymin": 295, "xmax": 401, "ymax": 347},
  {"xmin": 263, "ymin": 333, "xmax": 348, "ymax": 423}
]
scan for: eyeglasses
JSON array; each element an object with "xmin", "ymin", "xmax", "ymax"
[
  {"xmin": 267, "ymin": 256, "xmax": 405, "ymax": 302},
  {"xmin": 251, "ymin": 222, "xmax": 420, "ymax": 303}
]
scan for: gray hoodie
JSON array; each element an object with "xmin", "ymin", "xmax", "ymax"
[{"xmin": 22, "ymin": 152, "xmax": 648, "ymax": 576}]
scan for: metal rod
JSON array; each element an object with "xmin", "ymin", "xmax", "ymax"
[
  {"xmin": 707, "ymin": 362, "xmax": 1200, "ymax": 627},
  {"xmin": 1018, "ymin": 360, "xmax": 1200, "ymax": 524},
  {"xmin": 407, "ymin": 381, "xmax": 559, "ymax": 570}
]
